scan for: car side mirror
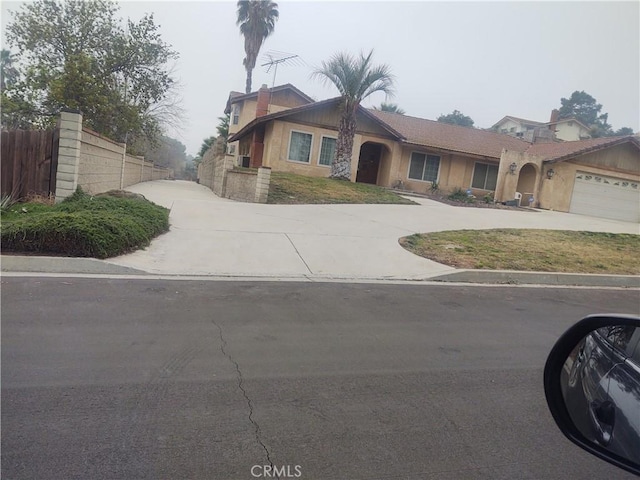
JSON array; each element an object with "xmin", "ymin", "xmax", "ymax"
[{"xmin": 544, "ymin": 314, "xmax": 640, "ymax": 476}]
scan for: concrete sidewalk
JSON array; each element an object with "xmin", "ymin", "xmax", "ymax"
[{"xmin": 2, "ymin": 180, "xmax": 639, "ymax": 285}]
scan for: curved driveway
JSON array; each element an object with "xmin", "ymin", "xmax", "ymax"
[{"xmin": 108, "ymin": 180, "xmax": 639, "ymax": 280}]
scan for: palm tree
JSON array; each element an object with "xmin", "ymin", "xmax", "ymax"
[
  {"xmin": 374, "ymin": 102, "xmax": 405, "ymax": 114},
  {"xmin": 236, "ymin": 0, "xmax": 279, "ymax": 94},
  {"xmin": 312, "ymin": 50, "xmax": 394, "ymax": 180}
]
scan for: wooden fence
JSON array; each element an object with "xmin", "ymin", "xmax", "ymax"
[{"xmin": 1, "ymin": 129, "xmax": 60, "ymax": 200}]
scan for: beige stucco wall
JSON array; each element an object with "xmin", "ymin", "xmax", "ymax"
[
  {"xmin": 539, "ymin": 160, "xmax": 639, "ymax": 213},
  {"xmin": 263, "ymin": 120, "xmax": 342, "ymax": 177},
  {"xmin": 261, "ymin": 119, "xmax": 400, "ymax": 184},
  {"xmin": 392, "ymin": 146, "xmax": 495, "ymax": 194},
  {"xmin": 495, "ymin": 150, "xmax": 545, "ymax": 204},
  {"xmin": 256, "ymin": 117, "xmax": 501, "ymax": 194}
]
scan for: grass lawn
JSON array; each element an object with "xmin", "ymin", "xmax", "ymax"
[
  {"xmin": 268, "ymin": 172, "xmax": 416, "ymax": 205},
  {"xmin": 400, "ymin": 229, "xmax": 640, "ymax": 274},
  {"xmin": 1, "ymin": 189, "xmax": 169, "ymax": 258}
]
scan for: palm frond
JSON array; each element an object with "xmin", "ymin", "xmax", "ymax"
[{"xmin": 311, "ymin": 49, "xmax": 394, "ymax": 106}]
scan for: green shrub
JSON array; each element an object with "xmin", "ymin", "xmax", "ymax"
[
  {"xmin": 1, "ymin": 192, "xmax": 169, "ymax": 258},
  {"xmin": 447, "ymin": 187, "xmax": 475, "ymax": 203}
]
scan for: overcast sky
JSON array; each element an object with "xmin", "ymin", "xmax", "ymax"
[{"xmin": 2, "ymin": 1, "xmax": 639, "ymax": 157}]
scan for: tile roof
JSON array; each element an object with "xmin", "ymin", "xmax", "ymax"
[
  {"xmin": 368, "ymin": 110, "xmax": 530, "ymax": 158},
  {"xmin": 526, "ymin": 135, "xmax": 640, "ymax": 162},
  {"xmin": 228, "ymin": 98, "xmax": 402, "ymax": 143}
]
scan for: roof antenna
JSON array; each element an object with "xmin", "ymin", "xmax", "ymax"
[{"xmin": 261, "ymin": 50, "xmax": 304, "ymax": 88}]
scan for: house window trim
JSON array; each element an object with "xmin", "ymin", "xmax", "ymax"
[
  {"xmin": 317, "ymin": 135, "xmax": 337, "ymax": 168},
  {"xmin": 287, "ymin": 129, "xmax": 314, "ymax": 164},
  {"xmin": 470, "ymin": 161, "xmax": 499, "ymax": 190},
  {"xmin": 407, "ymin": 151, "xmax": 441, "ymax": 183}
]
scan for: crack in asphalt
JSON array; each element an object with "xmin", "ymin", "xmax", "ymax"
[{"xmin": 212, "ymin": 319, "xmax": 277, "ymax": 478}]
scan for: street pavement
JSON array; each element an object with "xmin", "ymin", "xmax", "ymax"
[
  {"xmin": 2, "ymin": 278, "xmax": 638, "ymax": 479},
  {"xmin": 7, "ymin": 179, "xmax": 637, "ymax": 282}
]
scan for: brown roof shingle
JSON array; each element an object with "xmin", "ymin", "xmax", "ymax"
[
  {"xmin": 368, "ymin": 110, "xmax": 530, "ymax": 159},
  {"xmin": 525, "ymin": 136, "xmax": 640, "ymax": 162}
]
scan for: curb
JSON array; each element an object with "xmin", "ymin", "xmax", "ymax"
[
  {"xmin": 430, "ymin": 270, "xmax": 640, "ymax": 288},
  {"xmin": 1, "ymin": 256, "xmax": 147, "ymax": 276},
  {"xmin": 2, "ymin": 256, "xmax": 638, "ymax": 288}
]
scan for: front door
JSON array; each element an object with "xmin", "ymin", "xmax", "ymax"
[{"xmin": 356, "ymin": 143, "xmax": 381, "ymax": 185}]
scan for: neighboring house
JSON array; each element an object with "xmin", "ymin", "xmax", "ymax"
[
  {"xmin": 227, "ymin": 85, "xmax": 639, "ymax": 222},
  {"xmin": 492, "ymin": 110, "xmax": 592, "ymax": 142},
  {"xmin": 499, "ymin": 136, "xmax": 640, "ymax": 222}
]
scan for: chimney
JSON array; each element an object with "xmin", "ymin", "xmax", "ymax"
[
  {"xmin": 549, "ymin": 109, "xmax": 560, "ymax": 124},
  {"xmin": 256, "ymin": 84, "xmax": 270, "ymax": 118}
]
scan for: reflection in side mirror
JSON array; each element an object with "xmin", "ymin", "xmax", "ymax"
[{"xmin": 545, "ymin": 315, "xmax": 640, "ymax": 476}]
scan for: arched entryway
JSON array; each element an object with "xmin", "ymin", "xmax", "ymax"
[
  {"xmin": 515, "ymin": 163, "xmax": 538, "ymax": 206},
  {"xmin": 356, "ymin": 142, "xmax": 388, "ymax": 185}
]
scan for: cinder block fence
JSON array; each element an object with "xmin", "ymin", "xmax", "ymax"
[
  {"xmin": 1, "ymin": 109, "xmax": 172, "ymax": 202},
  {"xmin": 197, "ymin": 137, "xmax": 271, "ymax": 203}
]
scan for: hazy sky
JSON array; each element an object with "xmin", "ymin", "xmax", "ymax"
[{"xmin": 2, "ymin": 1, "xmax": 639, "ymax": 157}]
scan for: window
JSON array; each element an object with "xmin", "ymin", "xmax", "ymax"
[
  {"xmin": 471, "ymin": 162, "xmax": 499, "ymax": 190},
  {"xmin": 232, "ymin": 105, "xmax": 240, "ymax": 125},
  {"xmin": 408, "ymin": 152, "xmax": 440, "ymax": 182},
  {"xmin": 227, "ymin": 144, "xmax": 236, "ymax": 154},
  {"xmin": 509, "ymin": 127, "xmax": 516, "ymax": 132},
  {"xmin": 318, "ymin": 136, "xmax": 336, "ymax": 166},
  {"xmin": 288, "ymin": 131, "xmax": 313, "ymax": 163}
]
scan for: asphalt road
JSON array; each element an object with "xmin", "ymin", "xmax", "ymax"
[{"xmin": 2, "ymin": 278, "xmax": 639, "ymax": 480}]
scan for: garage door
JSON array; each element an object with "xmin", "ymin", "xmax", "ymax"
[{"xmin": 570, "ymin": 172, "xmax": 640, "ymax": 222}]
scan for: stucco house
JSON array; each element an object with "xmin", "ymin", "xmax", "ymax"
[
  {"xmin": 492, "ymin": 110, "xmax": 592, "ymax": 142},
  {"xmin": 226, "ymin": 84, "xmax": 640, "ymax": 222}
]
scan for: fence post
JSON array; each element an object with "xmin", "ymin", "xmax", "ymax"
[
  {"xmin": 255, "ymin": 167, "xmax": 271, "ymax": 203},
  {"xmin": 54, "ymin": 109, "xmax": 83, "ymax": 203},
  {"xmin": 119, "ymin": 142, "xmax": 127, "ymax": 189}
]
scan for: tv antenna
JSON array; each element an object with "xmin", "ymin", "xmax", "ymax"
[{"xmin": 261, "ymin": 50, "xmax": 305, "ymax": 87}]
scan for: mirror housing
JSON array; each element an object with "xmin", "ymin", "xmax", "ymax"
[{"xmin": 544, "ymin": 314, "xmax": 640, "ymax": 476}]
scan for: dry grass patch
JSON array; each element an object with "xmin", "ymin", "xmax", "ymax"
[
  {"xmin": 268, "ymin": 172, "xmax": 416, "ymax": 205},
  {"xmin": 400, "ymin": 229, "xmax": 640, "ymax": 274}
]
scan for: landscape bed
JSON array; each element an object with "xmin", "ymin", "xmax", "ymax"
[
  {"xmin": 400, "ymin": 229, "xmax": 640, "ymax": 274},
  {"xmin": 1, "ymin": 190, "xmax": 170, "ymax": 259}
]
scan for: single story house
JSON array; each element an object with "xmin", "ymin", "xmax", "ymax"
[{"xmin": 227, "ymin": 85, "xmax": 640, "ymax": 222}]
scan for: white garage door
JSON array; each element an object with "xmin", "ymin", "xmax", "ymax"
[{"xmin": 570, "ymin": 172, "xmax": 640, "ymax": 222}]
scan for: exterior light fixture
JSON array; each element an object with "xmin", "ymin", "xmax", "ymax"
[
  {"xmin": 546, "ymin": 168, "xmax": 555, "ymax": 179},
  {"xmin": 509, "ymin": 162, "xmax": 518, "ymax": 174}
]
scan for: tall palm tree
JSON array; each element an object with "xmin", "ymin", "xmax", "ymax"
[
  {"xmin": 312, "ymin": 50, "xmax": 394, "ymax": 180},
  {"xmin": 236, "ymin": 0, "xmax": 279, "ymax": 94},
  {"xmin": 374, "ymin": 102, "xmax": 405, "ymax": 114}
]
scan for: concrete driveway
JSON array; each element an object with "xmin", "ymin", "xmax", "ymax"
[{"xmin": 107, "ymin": 180, "xmax": 639, "ymax": 280}]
